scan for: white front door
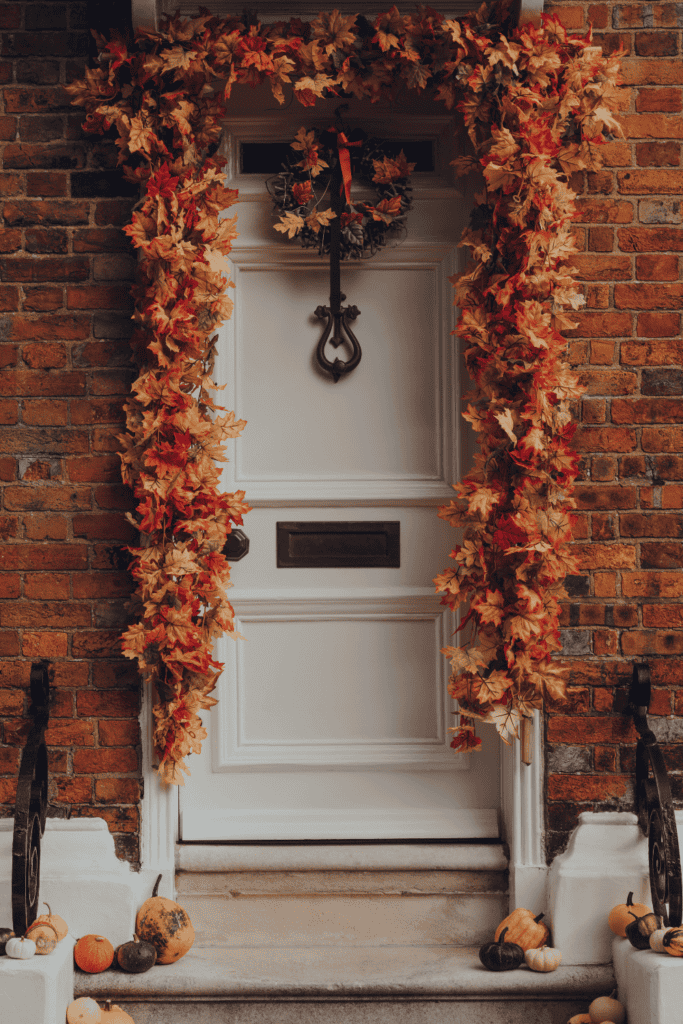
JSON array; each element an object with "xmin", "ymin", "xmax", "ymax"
[{"xmin": 178, "ymin": 88, "xmax": 500, "ymax": 842}]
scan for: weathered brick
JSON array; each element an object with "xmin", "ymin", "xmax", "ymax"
[
  {"xmin": 77, "ymin": 690, "xmax": 139, "ymax": 717},
  {"xmin": 574, "ymin": 485, "xmax": 637, "ymax": 510},
  {"xmin": 98, "ymin": 720, "xmax": 140, "ymax": 747},
  {"xmin": 3, "ymin": 200, "xmax": 88, "ymax": 226},
  {"xmin": 572, "ymin": 544, "xmax": 637, "ymax": 569},
  {"xmin": 22, "ymin": 631, "xmax": 67, "ymax": 656},
  {"xmin": 612, "ymin": 397, "xmax": 683, "ymax": 422},
  {"xmin": 622, "ymin": 339, "xmax": 683, "ymax": 364},
  {"xmin": 574, "ymin": 426, "xmax": 637, "ymax": 452},
  {"xmin": 73, "ymin": 748, "xmax": 138, "ymax": 774},
  {"xmin": 643, "ymin": 426, "xmax": 683, "ymax": 451}
]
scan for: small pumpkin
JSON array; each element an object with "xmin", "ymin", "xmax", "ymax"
[
  {"xmin": 136, "ymin": 873, "xmax": 194, "ymax": 964},
  {"xmin": 624, "ymin": 908, "xmax": 662, "ymax": 950},
  {"xmin": 74, "ymin": 934, "xmax": 115, "ymax": 973},
  {"xmin": 567, "ymin": 1017, "xmax": 593, "ymax": 1024},
  {"xmin": 0, "ymin": 927, "xmax": 15, "ymax": 955},
  {"xmin": 99, "ymin": 1000, "xmax": 135, "ymax": 1024},
  {"xmin": 588, "ymin": 990, "xmax": 626, "ymax": 1024},
  {"xmin": 662, "ymin": 927, "xmax": 683, "ymax": 956},
  {"xmin": 116, "ymin": 933, "xmax": 157, "ymax": 973},
  {"xmin": 608, "ymin": 891, "xmax": 652, "ymax": 938},
  {"xmin": 66, "ymin": 997, "xmax": 103, "ymax": 1024},
  {"xmin": 524, "ymin": 945, "xmax": 562, "ymax": 972},
  {"xmin": 25, "ymin": 919, "xmax": 58, "ymax": 955},
  {"xmin": 5, "ymin": 935, "xmax": 36, "ymax": 959},
  {"xmin": 478, "ymin": 926, "xmax": 525, "ymax": 971},
  {"xmin": 493, "ymin": 907, "xmax": 550, "ymax": 951},
  {"xmin": 35, "ymin": 901, "xmax": 68, "ymax": 941}
]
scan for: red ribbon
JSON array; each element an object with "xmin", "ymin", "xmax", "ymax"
[{"xmin": 330, "ymin": 128, "xmax": 362, "ymax": 205}]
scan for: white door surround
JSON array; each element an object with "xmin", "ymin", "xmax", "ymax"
[{"xmin": 130, "ymin": 0, "xmax": 549, "ymax": 904}]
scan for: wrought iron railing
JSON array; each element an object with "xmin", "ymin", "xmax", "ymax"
[
  {"xmin": 12, "ymin": 660, "xmax": 50, "ymax": 935},
  {"xmin": 627, "ymin": 660, "xmax": 682, "ymax": 927}
]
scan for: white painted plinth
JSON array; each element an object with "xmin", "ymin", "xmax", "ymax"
[
  {"xmin": 0, "ymin": 819, "xmax": 143, "ymax": 948},
  {"xmin": 612, "ymin": 935, "xmax": 683, "ymax": 1024},
  {"xmin": 0, "ymin": 933, "xmax": 74, "ymax": 1024},
  {"xmin": 547, "ymin": 811, "xmax": 650, "ymax": 965}
]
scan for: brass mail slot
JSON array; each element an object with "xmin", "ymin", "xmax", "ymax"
[{"xmin": 276, "ymin": 521, "xmax": 400, "ymax": 568}]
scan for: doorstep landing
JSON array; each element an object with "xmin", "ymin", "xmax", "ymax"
[{"xmin": 75, "ymin": 943, "xmax": 616, "ymax": 1000}]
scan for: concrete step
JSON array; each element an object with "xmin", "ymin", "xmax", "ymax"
[
  {"xmin": 75, "ymin": 943, "xmax": 616, "ymax": 1024},
  {"xmin": 174, "ymin": 842, "xmax": 510, "ymax": 948}
]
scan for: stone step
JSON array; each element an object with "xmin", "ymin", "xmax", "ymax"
[
  {"xmin": 75, "ymin": 944, "xmax": 617, "ymax": 1024},
  {"xmin": 174, "ymin": 842, "xmax": 509, "ymax": 947}
]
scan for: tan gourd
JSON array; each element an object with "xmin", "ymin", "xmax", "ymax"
[
  {"xmin": 588, "ymin": 990, "xmax": 626, "ymax": 1024},
  {"xmin": 649, "ymin": 927, "xmax": 671, "ymax": 954},
  {"xmin": 135, "ymin": 873, "xmax": 194, "ymax": 964},
  {"xmin": 493, "ymin": 907, "xmax": 550, "ymax": 951},
  {"xmin": 35, "ymin": 902, "xmax": 68, "ymax": 941},
  {"xmin": 24, "ymin": 919, "xmax": 58, "ymax": 955},
  {"xmin": 607, "ymin": 891, "xmax": 652, "ymax": 938},
  {"xmin": 66, "ymin": 997, "xmax": 103, "ymax": 1024},
  {"xmin": 524, "ymin": 945, "xmax": 562, "ymax": 972}
]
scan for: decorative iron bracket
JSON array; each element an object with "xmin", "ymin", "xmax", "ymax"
[
  {"xmin": 12, "ymin": 660, "xmax": 51, "ymax": 935},
  {"xmin": 627, "ymin": 660, "xmax": 682, "ymax": 927}
]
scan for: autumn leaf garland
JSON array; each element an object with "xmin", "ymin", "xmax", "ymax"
[{"xmin": 67, "ymin": 2, "xmax": 625, "ymax": 780}]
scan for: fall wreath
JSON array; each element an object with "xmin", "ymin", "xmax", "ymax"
[
  {"xmin": 268, "ymin": 125, "xmax": 414, "ymax": 258},
  {"xmin": 67, "ymin": 3, "xmax": 625, "ymax": 783}
]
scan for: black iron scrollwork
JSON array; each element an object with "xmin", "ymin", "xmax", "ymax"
[
  {"xmin": 627, "ymin": 660, "xmax": 682, "ymax": 927},
  {"xmin": 12, "ymin": 660, "xmax": 51, "ymax": 936}
]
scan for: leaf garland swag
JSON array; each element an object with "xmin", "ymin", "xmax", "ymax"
[
  {"xmin": 67, "ymin": 1, "xmax": 625, "ymax": 782},
  {"xmin": 268, "ymin": 125, "xmax": 415, "ymax": 257}
]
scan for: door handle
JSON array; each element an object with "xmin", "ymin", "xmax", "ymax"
[{"xmin": 222, "ymin": 529, "xmax": 249, "ymax": 561}]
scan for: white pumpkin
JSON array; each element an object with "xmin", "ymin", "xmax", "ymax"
[
  {"xmin": 524, "ymin": 945, "xmax": 562, "ymax": 972},
  {"xmin": 5, "ymin": 935, "xmax": 36, "ymax": 959},
  {"xmin": 67, "ymin": 997, "xmax": 103, "ymax": 1024},
  {"xmin": 650, "ymin": 927, "xmax": 671, "ymax": 954}
]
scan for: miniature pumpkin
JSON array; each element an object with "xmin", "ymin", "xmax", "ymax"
[
  {"xmin": 99, "ymin": 1000, "xmax": 135, "ymax": 1023},
  {"xmin": 25, "ymin": 919, "xmax": 58, "ymax": 955},
  {"xmin": 588, "ymin": 990, "xmax": 626, "ymax": 1024},
  {"xmin": 524, "ymin": 945, "xmax": 562, "ymax": 972},
  {"xmin": 5, "ymin": 935, "xmax": 36, "ymax": 959},
  {"xmin": 493, "ymin": 907, "xmax": 550, "ymax": 951},
  {"xmin": 608, "ymin": 891, "xmax": 652, "ymax": 937},
  {"xmin": 625, "ymin": 908, "xmax": 662, "ymax": 950},
  {"xmin": 662, "ymin": 927, "xmax": 683, "ymax": 956},
  {"xmin": 650, "ymin": 927, "xmax": 670, "ymax": 953},
  {"xmin": 116, "ymin": 933, "xmax": 157, "ymax": 973},
  {"xmin": 0, "ymin": 927, "xmax": 15, "ymax": 955},
  {"xmin": 66, "ymin": 997, "xmax": 103, "ymax": 1024},
  {"xmin": 135, "ymin": 873, "xmax": 194, "ymax": 964},
  {"xmin": 478, "ymin": 927, "xmax": 525, "ymax": 971},
  {"xmin": 35, "ymin": 902, "xmax": 68, "ymax": 941},
  {"xmin": 74, "ymin": 934, "xmax": 115, "ymax": 973},
  {"xmin": 567, "ymin": 1017, "xmax": 593, "ymax": 1024}
]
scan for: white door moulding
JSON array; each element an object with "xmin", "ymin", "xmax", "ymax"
[{"xmin": 130, "ymin": 0, "xmax": 548, "ymax": 901}]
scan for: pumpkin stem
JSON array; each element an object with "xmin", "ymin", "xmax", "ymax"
[
  {"xmin": 43, "ymin": 902, "xmax": 51, "ymax": 915},
  {"xmin": 534, "ymin": 913, "xmax": 545, "ymax": 923},
  {"xmin": 498, "ymin": 927, "xmax": 508, "ymax": 944},
  {"xmin": 152, "ymin": 873, "xmax": 162, "ymax": 898},
  {"xmin": 626, "ymin": 892, "xmax": 634, "ymax": 906}
]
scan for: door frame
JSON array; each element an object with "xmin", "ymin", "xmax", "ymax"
[{"xmin": 131, "ymin": 0, "xmax": 549, "ymax": 908}]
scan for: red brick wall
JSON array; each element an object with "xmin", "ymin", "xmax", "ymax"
[
  {"xmin": 0, "ymin": 1, "xmax": 680, "ymax": 869},
  {"xmin": 545, "ymin": 1, "xmax": 683, "ymax": 860},
  {"xmin": 0, "ymin": 0, "xmax": 142, "ymax": 865}
]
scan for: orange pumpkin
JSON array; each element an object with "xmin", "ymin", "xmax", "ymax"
[
  {"xmin": 607, "ymin": 891, "xmax": 652, "ymax": 938},
  {"xmin": 136, "ymin": 873, "xmax": 194, "ymax": 965},
  {"xmin": 74, "ymin": 934, "xmax": 115, "ymax": 973},
  {"xmin": 100, "ymin": 1002, "xmax": 134, "ymax": 1024},
  {"xmin": 24, "ymin": 920, "xmax": 58, "ymax": 955},
  {"xmin": 493, "ymin": 908, "xmax": 550, "ymax": 951},
  {"xmin": 35, "ymin": 902, "xmax": 68, "ymax": 941},
  {"xmin": 567, "ymin": 1016, "xmax": 593, "ymax": 1024}
]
